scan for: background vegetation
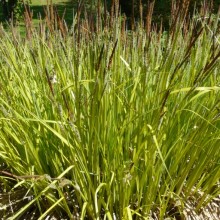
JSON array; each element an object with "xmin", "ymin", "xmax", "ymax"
[{"xmin": 1, "ymin": 0, "xmax": 220, "ymax": 27}]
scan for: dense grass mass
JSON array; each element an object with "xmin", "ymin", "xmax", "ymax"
[{"xmin": 0, "ymin": 2, "xmax": 220, "ymax": 219}]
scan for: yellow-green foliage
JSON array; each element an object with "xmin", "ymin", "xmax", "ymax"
[{"xmin": 0, "ymin": 5, "xmax": 220, "ymax": 219}]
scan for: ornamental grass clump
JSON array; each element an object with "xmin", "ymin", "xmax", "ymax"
[{"xmin": 0, "ymin": 1, "xmax": 220, "ymax": 219}]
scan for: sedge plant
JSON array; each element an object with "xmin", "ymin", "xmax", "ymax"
[{"xmin": 0, "ymin": 1, "xmax": 220, "ymax": 219}]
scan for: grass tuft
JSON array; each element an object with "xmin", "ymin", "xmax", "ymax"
[{"xmin": 0, "ymin": 1, "xmax": 220, "ymax": 219}]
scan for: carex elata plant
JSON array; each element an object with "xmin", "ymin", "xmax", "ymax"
[{"xmin": 0, "ymin": 0, "xmax": 220, "ymax": 219}]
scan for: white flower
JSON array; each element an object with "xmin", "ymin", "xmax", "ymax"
[{"xmin": 49, "ymin": 74, "xmax": 58, "ymax": 84}]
